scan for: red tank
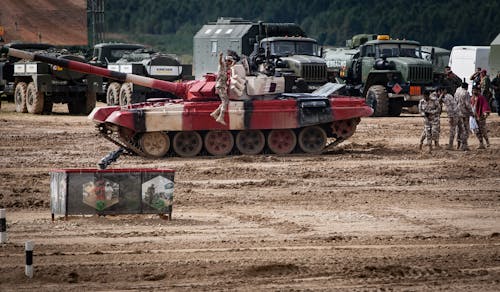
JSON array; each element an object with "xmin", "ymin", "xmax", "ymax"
[{"xmin": 2, "ymin": 46, "xmax": 373, "ymax": 157}]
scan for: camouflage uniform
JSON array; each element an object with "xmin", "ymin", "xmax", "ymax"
[
  {"xmin": 454, "ymin": 86, "xmax": 473, "ymax": 150},
  {"xmin": 418, "ymin": 95, "xmax": 441, "ymax": 151},
  {"xmin": 211, "ymin": 53, "xmax": 230, "ymax": 125},
  {"xmin": 441, "ymin": 92, "xmax": 460, "ymax": 149}
]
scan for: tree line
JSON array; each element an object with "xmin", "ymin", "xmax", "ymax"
[{"xmin": 104, "ymin": 0, "xmax": 499, "ymax": 56}]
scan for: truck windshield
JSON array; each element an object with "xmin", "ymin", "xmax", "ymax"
[
  {"xmin": 109, "ymin": 49, "xmax": 141, "ymax": 62},
  {"xmin": 268, "ymin": 41, "xmax": 319, "ymax": 57},
  {"xmin": 375, "ymin": 44, "xmax": 422, "ymax": 58}
]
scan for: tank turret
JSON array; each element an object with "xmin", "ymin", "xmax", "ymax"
[{"xmin": 1, "ymin": 46, "xmax": 373, "ymax": 158}]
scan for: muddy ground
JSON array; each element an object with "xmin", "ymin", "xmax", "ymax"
[{"xmin": 0, "ymin": 101, "xmax": 499, "ymax": 291}]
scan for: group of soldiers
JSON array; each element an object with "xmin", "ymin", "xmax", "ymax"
[{"xmin": 419, "ymin": 67, "xmax": 492, "ymax": 152}]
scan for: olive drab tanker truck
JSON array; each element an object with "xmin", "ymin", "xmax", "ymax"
[
  {"xmin": 1, "ymin": 45, "xmax": 373, "ymax": 158},
  {"xmin": 0, "ymin": 42, "xmax": 102, "ymax": 114},
  {"xmin": 324, "ymin": 34, "xmax": 435, "ymax": 116},
  {"xmin": 194, "ymin": 17, "xmax": 329, "ymax": 92}
]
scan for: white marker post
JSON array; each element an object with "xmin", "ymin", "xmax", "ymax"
[
  {"xmin": 0, "ymin": 209, "xmax": 6, "ymax": 243},
  {"xmin": 25, "ymin": 241, "xmax": 34, "ymax": 278}
]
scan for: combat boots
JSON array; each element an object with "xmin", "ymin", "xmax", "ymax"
[
  {"xmin": 446, "ymin": 137, "xmax": 453, "ymax": 150},
  {"xmin": 434, "ymin": 140, "xmax": 441, "ymax": 149}
]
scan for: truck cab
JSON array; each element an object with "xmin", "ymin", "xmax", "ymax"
[
  {"xmin": 335, "ymin": 35, "xmax": 434, "ymax": 116},
  {"xmin": 91, "ymin": 43, "xmax": 146, "ymax": 67},
  {"xmin": 258, "ymin": 37, "xmax": 328, "ymax": 89}
]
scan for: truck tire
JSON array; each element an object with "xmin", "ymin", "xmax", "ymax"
[
  {"xmin": 26, "ymin": 82, "xmax": 44, "ymax": 114},
  {"xmin": 119, "ymin": 82, "xmax": 133, "ymax": 106},
  {"xmin": 106, "ymin": 82, "xmax": 121, "ymax": 105},
  {"xmin": 85, "ymin": 91, "xmax": 97, "ymax": 114},
  {"xmin": 388, "ymin": 99, "xmax": 403, "ymax": 117},
  {"xmin": 14, "ymin": 82, "xmax": 28, "ymax": 113},
  {"xmin": 365, "ymin": 85, "xmax": 388, "ymax": 117}
]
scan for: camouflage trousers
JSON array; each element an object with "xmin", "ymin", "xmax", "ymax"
[
  {"xmin": 211, "ymin": 86, "xmax": 229, "ymax": 125},
  {"xmin": 457, "ymin": 116, "xmax": 470, "ymax": 148},
  {"xmin": 447, "ymin": 116, "xmax": 460, "ymax": 146},
  {"xmin": 421, "ymin": 117, "xmax": 440, "ymax": 146},
  {"xmin": 474, "ymin": 116, "xmax": 490, "ymax": 146}
]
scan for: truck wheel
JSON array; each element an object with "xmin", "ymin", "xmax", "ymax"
[
  {"xmin": 106, "ymin": 82, "xmax": 121, "ymax": 105},
  {"xmin": 388, "ymin": 99, "xmax": 403, "ymax": 117},
  {"xmin": 85, "ymin": 91, "xmax": 97, "ymax": 114},
  {"xmin": 26, "ymin": 82, "xmax": 44, "ymax": 114},
  {"xmin": 14, "ymin": 82, "xmax": 28, "ymax": 113},
  {"xmin": 119, "ymin": 82, "xmax": 133, "ymax": 106},
  {"xmin": 365, "ymin": 85, "xmax": 388, "ymax": 117}
]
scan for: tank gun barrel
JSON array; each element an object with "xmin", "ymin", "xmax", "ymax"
[{"xmin": 0, "ymin": 46, "xmax": 188, "ymax": 98}]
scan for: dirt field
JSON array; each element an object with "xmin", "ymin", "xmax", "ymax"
[{"xmin": 0, "ymin": 101, "xmax": 499, "ymax": 291}]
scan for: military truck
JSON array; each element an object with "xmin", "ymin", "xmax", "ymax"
[
  {"xmin": 0, "ymin": 42, "xmax": 102, "ymax": 114},
  {"xmin": 90, "ymin": 43, "xmax": 146, "ymax": 104},
  {"xmin": 91, "ymin": 43, "xmax": 192, "ymax": 105},
  {"xmin": 324, "ymin": 34, "xmax": 435, "ymax": 116},
  {"xmin": 193, "ymin": 17, "xmax": 329, "ymax": 92},
  {"xmin": 421, "ymin": 46, "xmax": 450, "ymax": 83}
]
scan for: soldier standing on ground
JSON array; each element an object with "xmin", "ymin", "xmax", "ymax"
[
  {"xmin": 470, "ymin": 67, "xmax": 481, "ymax": 89},
  {"xmin": 440, "ymin": 87, "xmax": 460, "ymax": 150},
  {"xmin": 210, "ymin": 52, "xmax": 235, "ymax": 125},
  {"xmin": 480, "ymin": 69, "xmax": 492, "ymax": 102},
  {"xmin": 455, "ymin": 81, "xmax": 473, "ymax": 151},
  {"xmin": 418, "ymin": 90, "xmax": 441, "ymax": 152},
  {"xmin": 444, "ymin": 66, "xmax": 462, "ymax": 95},
  {"xmin": 471, "ymin": 87, "xmax": 491, "ymax": 149},
  {"xmin": 491, "ymin": 71, "xmax": 500, "ymax": 115}
]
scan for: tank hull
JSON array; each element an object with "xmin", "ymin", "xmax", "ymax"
[{"xmin": 90, "ymin": 96, "xmax": 373, "ymax": 157}]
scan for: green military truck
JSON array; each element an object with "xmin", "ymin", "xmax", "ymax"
[
  {"xmin": 1, "ymin": 42, "xmax": 102, "ymax": 114},
  {"xmin": 193, "ymin": 17, "xmax": 329, "ymax": 92},
  {"xmin": 325, "ymin": 34, "xmax": 435, "ymax": 116}
]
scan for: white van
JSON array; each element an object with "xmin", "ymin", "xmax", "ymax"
[{"xmin": 449, "ymin": 46, "xmax": 490, "ymax": 92}]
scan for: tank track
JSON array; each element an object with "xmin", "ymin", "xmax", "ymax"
[{"xmin": 97, "ymin": 118, "xmax": 360, "ymax": 158}]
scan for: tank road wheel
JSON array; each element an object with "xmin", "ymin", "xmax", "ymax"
[
  {"xmin": 26, "ymin": 82, "xmax": 44, "ymax": 114},
  {"xmin": 106, "ymin": 82, "xmax": 121, "ymax": 105},
  {"xmin": 173, "ymin": 131, "xmax": 203, "ymax": 157},
  {"xmin": 204, "ymin": 130, "xmax": 234, "ymax": 156},
  {"xmin": 267, "ymin": 129, "xmax": 296, "ymax": 154},
  {"xmin": 119, "ymin": 82, "xmax": 133, "ymax": 106},
  {"xmin": 235, "ymin": 130, "xmax": 265, "ymax": 155},
  {"xmin": 298, "ymin": 126, "xmax": 327, "ymax": 154},
  {"xmin": 332, "ymin": 118, "xmax": 359, "ymax": 140},
  {"xmin": 365, "ymin": 85, "xmax": 389, "ymax": 117},
  {"xmin": 14, "ymin": 82, "xmax": 28, "ymax": 113},
  {"xmin": 139, "ymin": 132, "xmax": 170, "ymax": 158},
  {"xmin": 85, "ymin": 91, "xmax": 97, "ymax": 114}
]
